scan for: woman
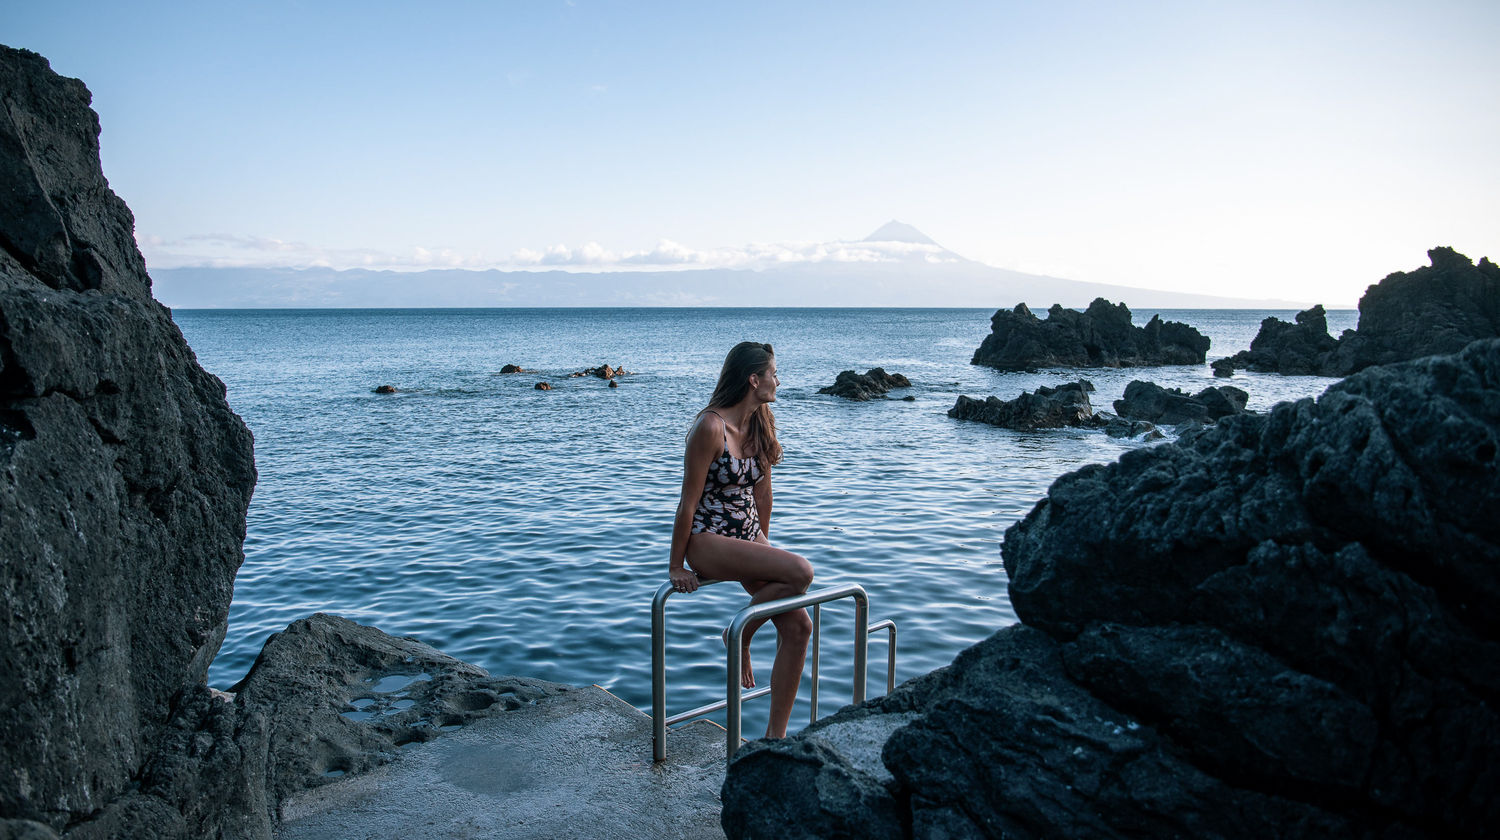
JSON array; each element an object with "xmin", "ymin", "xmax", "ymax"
[{"xmin": 668, "ymin": 341, "xmax": 814, "ymax": 739}]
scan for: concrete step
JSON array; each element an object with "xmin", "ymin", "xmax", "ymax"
[{"xmin": 275, "ymin": 685, "xmax": 727, "ymax": 840}]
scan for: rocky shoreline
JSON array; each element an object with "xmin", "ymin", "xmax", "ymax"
[{"xmin": 723, "ymin": 339, "xmax": 1500, "ymax": 839}]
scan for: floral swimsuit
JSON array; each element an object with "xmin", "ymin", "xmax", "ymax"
[{"xmin": 690, "ymin": 410, "xmax": 764, "ymax": 541}]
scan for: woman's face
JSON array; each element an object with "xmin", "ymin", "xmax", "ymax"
[{"xmin": 749, "ymin": 358, "xmax": 779, "ymax": 403}]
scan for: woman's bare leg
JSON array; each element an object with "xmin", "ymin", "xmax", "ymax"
[
  {"xmin": 764, "ymin": 607, "xmax": 812, "ymax": 737},
  {"xmin": 687, "ymin": 531, "xmax": 814, "ymax": 699}
]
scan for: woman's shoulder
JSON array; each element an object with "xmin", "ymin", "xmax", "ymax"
[{"xmin": 687, "ymin": 409, "xmax": 725, "ymax": 445}]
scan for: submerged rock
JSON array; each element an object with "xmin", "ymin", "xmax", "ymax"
[
  {"xmin": 569, "ymin": 364, "xmax": 628, "ymax": 379},
  {"xmin": 1215, "ymin": 248, "xmax": 1500, "ymax": 377},
  {"xmin": 497, "ymin": 364, "xmax": 528, "ymax": 374},
  {"xmin": 947, "ymin": 380, "xmax": 1101, "ymax": 431},
  {"xmin": 818, "ymin": 368, "xmax": 912, "ymax": 401},
  {"xmin": 0, "ymin": 46, "xmax": 256, "ymax": 834},
  {"xmin": 1113, "ymin": 380, "xmax": 1249, "ymax": 426},
  {"xmin": 971, "ymin": 298, "xmax": 1210, "ymax": 371},
  {"xmin": 372, "ymin": 384, "xmax": 398, "ymax": 394},
  {"xmin": 723, "ymin": 339, "xmax": 1500, "ymax": 838},
  {"xmin": 534, "ymin": 382, "xmax": 553, "ymax": 390}
]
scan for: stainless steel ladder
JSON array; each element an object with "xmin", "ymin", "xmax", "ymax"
[{"xmin": 651, "ymin": 578, "xmax": 897, "ymax": 763}]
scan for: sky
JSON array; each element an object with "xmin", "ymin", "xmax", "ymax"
[{"xmin": 6, "ymin": 0, "xmax": 1499, "ymax": 305}]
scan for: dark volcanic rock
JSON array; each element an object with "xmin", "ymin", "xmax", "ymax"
[
  {"xmin": 497, "ymin": 364, "xmax": 527, "ymax": 374},
  {"xmin": 372, "ymin": 384, "xmax": 397, "ymax": 394},
  {"xmin": 1216, "ymin": 305, "xmax": 1341, "ymax": 377},
  {"xmin": 724, "ymin": 340, "xmax": 1500, "ymax": 839},
  {"xmin": 0, "ymin": 46, "xmax": 256, "ymax": 832},
  {"xmin": 1113, "ymin": 380, "xmax": 1250, "ymax": 425},
  {"xmin": 569, "ymin": 363, "xmax": 628, "ymax": 379},
  {"xmin": 534, "ymin": 381, "xmax": 552, "ymax": 390},
  {"xmin": 721, "ymin": 737, "xmax": 902, "ymax": 840},
  {"xmin": 65, "ymin": 615, "xmax": 569, "ymax": 839},
  {"xmin": 971, "ymin": 298, "xmax": 1210, "ymax": 370},
  {"xmin": 227, "ymin": 614, "xmax": 567, "ymax": 808},
  {"xmin": 1215, "ymin": 249, "xmax": 1500, "ymax": 377},
  {"xmin": 818, "ymin": 367, "xmax": 912, "ymax": 401},
  {"xmin": 947, "ymin": 379, "xmax": 1101, "ymax": 430}
]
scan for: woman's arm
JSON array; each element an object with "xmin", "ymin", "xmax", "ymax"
[
  {"xmin": 668, "ymin": 414, "xmax": 720, "ymax": 593},
  {"xmin": 754, "ymin": 463, "xmax": 772, "ymax": 539}
]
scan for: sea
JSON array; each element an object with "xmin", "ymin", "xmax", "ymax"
[{"xmin": 177, "ymin": 306, "xmax": 1356, "ymax": 737}]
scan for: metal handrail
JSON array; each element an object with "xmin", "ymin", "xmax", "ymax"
[{"xmin": 651, "ymin": 578, "xmax": 897, "ymax": 763}]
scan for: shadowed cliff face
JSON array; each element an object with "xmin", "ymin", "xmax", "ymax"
[
  {"xmin": 0, "ymin": 45, "xmax": 256, "ymax": 829},
  {"xmin": 722, "ymin": 339, "xmax": 1500, "ymax": 839}
]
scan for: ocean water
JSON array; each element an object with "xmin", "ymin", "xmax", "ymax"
[{"xmin": 176, "ymin": 306, "xmax": 1356, "ymax": 736}]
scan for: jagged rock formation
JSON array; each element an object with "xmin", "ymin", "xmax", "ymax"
[
  {"xmin": 818, "ymin": 368, "xmax": 912, "ymax": 401},
  {"xmin": 722, "ymin": 339, "xmax": 1500, "ymax": 839},
  {"xmin": 1215, "ymin": 248, "xmax": 1500, "ymax": 377},
  {"xmin": 971, "ymin": 298, "xmax": 1210, "ymax": 371},
  {"xmin": 947, "ymin": 380, "xmax": 1101, "ymax": 431},
  {"xmin": 1212, "ymin": 304, "xmax": 1341, "ymax": 377},
  {"xmin": 0, "ymin": 46, "xmax": 256, "ymax": 834},
  {"xmin": 1113, "ymin": 380, "xmax": 1249, "ymax": 426}
]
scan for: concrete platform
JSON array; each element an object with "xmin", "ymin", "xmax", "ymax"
[{"xmin": 275, "ymin": 686, "xmax": 728, "ymax": 840}]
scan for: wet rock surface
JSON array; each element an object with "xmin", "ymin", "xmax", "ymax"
[
  {"xmin": 818, "ymin": 367, "xmax": 912, "ymax": 401},
  {"xmin": 947, "ymin": 379, "xmax": 1102, "ymax": 430},
  {"xmin": 1113, "ymin": 380, "xmax": 1250, "ymax": 426},
  {"xmin": 724, "ymin": 339, "xmax": 1500, "ymax": 839},
  {"xmin": 1215, "ymin": 248, "xmax": 1500, "ymax": 377},
  {"xmin": 569, "ymin": 363, "xmax": 628, "ymax": 379},
  {"xmin": 971, "ymin": 298, "xmax": 1210, "ymax": 370},
  {"xmin": 0, "ymin": 46, "xmax": 256, "ymax": 833}
]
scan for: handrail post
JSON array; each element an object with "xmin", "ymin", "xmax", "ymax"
[
  {"xmin": 651, "ymin": 581, "xmax": 672, "ymax": 763},
  {"xmin": 726, "ymin": 609, "xmax": 750, "ymax": 759},
  {"xmin": 853, "ymin": 589, "xmax": 869, "ymax": 705},
  {"xmin": 809, "ymin": 603, "xmax": 821, "ymax": 724}
]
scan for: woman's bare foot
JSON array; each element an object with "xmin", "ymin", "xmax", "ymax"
[{"xmin": 722, "ymin": 628, "xmax": 755, "ymax": 688}]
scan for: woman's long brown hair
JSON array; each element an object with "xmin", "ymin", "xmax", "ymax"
[{"xmin": 704, "ymin": 341, "xmax": 783, "ymax": 466}]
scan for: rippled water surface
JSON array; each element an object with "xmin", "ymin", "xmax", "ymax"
[{"xmin": 178, "ymin": 306, "xmax": 1354, "ymax": 735}]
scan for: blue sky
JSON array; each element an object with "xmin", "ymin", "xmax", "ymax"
[{"xmin": 6, "ymin": 0, "xmax": 1498, "ymax": 304}]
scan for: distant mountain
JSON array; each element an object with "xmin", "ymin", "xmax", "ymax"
[
  {"xmin": 150, "ymin": 222, "xmax": 1308, "ymax": 309},
  {"xmin": 152, "ymin": 262, "xmax": 1303, "ymax": 310},
  {"xmin": 862, "ymin": 220, "xmax": 943, "ymax": 248}
]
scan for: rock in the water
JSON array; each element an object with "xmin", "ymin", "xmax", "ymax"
[
  {"xmin": 1215, "ymin": 249, "xmax": 1500, "ymax": 377},
  {"xmin": 817, "ymin": 368, "xmax": 912, "ymax": 401},
  {"xmin": 497, "ymin": 364, "xmax": 528, "ymax": 374},
  {"xmin": 1113, "ymin": 380, "xmax": 1249, "ymax": 425},
  {"xmin": 534, "ymin": 382, "xmax": 552, "ymax": 390},
  {"xmin": 0, "ymin": 46, "xmax": 256, "ymax": 833},
  {"xmin": 1100, "ymin": 412, "xmax": 1160, "ymax": 439},
  {"xmin": 723, "ymin": 339, "xmax": 1500, "ymax": 839},
  {"xmin": 971, "ymin": 298, "xmax": 1210, "ymax": 370},
  {"xmin": 372, "ymin": 384, "xmax": 397, "ymax": 394},
  {"xmin": 608, "ymin": 379, "xmax": 618, "ymax": 388},
  {"xmin": 947, "ymin": 380, "xmax": 1101, "ymax": 430},
  {"xmin": 569, "ymin": 364, "xmax": 628, "ymax": 379}
]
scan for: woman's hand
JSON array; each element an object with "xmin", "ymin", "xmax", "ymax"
[{"xmin": 669, "ymin": 566, "xmax": 700, "ymax": 594}]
